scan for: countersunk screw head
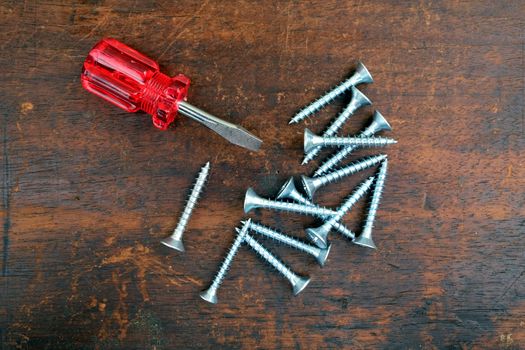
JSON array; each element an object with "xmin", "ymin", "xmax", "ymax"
[
  {"xmin": 199, "ymin": 286, "xmax": 218, "ymax": 304},
  {"xmin": 275, "ymin": 177, "xmax": 297, "ymax": 201},
  {"xmin": 317, "ymin": 243, "xmax": 332, "ymax": 266},
  {"xmin": 160, "ymin": 235, "xmax": 185, "ymax": 252},
  {"xmin": 353, "ymin": 234, "xmax": 376, "ymax": 249},
  {"xmin": 372, "ymin": 110, "xmax": 392, "ymax": 133},
  {"xmin": 292, "ymin": 276, "xmax": 311, "ymax": 295},
  {"xmin": 243, "ymin": 188, "xmax": 261, "ymax": 213},
  {"xmin": 305, "ymin": 222, "xmax": 332, "ymax": 249}
]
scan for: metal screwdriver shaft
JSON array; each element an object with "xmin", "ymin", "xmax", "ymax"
[
  {"xmin": 178, "ymin": 101, "xmax": 262, "ymax": 152},
  {"xmin": 161, "ymin": 162, "xmax": 210, "ymax": 252}
]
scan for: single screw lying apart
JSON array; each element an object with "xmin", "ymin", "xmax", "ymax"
[
  {"xmin": 304, "ymin": 129, "xmax": 397, "ymax": 153},
  {"xmin": 289, "ymin": 62, "xmax": 373, "ymax": 124},
  {"xmin": 276, "ymin": 177, "xmax": 357, "ymax": 241},
  {"xmin": 243, "ymin": 220, "xmax": 332, "ymax": 266},
  {"xmin": 301, "ymin": 155, "xmax": 386, "ymax": 200},
  {"xmin": 244, "ymin": 188, "xmax": 337, "ymax": 217},
  {"xmin": 301, "ymin": 86, "xmax": 371, "ymax": 165},
  {"xmin": 306, "ymin": 176, "xmax": 375, "ymax": 248},
  {"xmin": 200, "ymin": 219, "xmax": 251, "ymax": 304},
  {"xmin": 161, "ymin": 162, "xmax": 211, "ymax": 252},
  {"xmin": 355, "ymin": 159, "xmax": 388, "ymax": 249},
  {"xmin": 243, "ymin": 232, "xmax": 311, "ymax": 295},
  {"xmin": 314, "ymin": 111, "xmax": 392, "ymax": 176}
]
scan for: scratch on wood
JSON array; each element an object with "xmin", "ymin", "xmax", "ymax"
[
  {"xmin": 493, "ymin": 268, "xmax": 525, "ymax": 307},
  {"xmin": 157, "ymin": 0, "xmax": 210, "ymax": 60},
  {"xmin": 2, "ymin": 112, "xmax": 10, "ymax": 277}
]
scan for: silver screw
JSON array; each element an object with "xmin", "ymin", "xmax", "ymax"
[
  {"xmin": 244, "ymin": 187, "xmax": 337, "ymax": 217},
  {"xmin": 306, "ymin": 176, "xmax": 375, "ymax": 248},
  {"xmin": 243, "ymin": 232, "xmax": 311, "ymax": 295},
  {"xmin": 301, "ymin": 87, "xmax": 371, "ymax": 165},
  {"xmin": 276, "ymin": 177, "xmax": 357, "ymax": 243},
  {"xmin": 289, "ymin": 62, "xmax": 373, "ymax": 124},
  {"xmin": 161, "ymin": 162, "xmax": 210, "ymax": 252},
  {"xmin": 301, "ymin": 154, "xmax": 387, "ymax": 200},
  {"xmin": 199, "ymin": 219, "xmax": 252, "ymax": 304},
  {"xmin": 355, "ymin": 159, "xmax": 388, "ymax": 249},
  {"xmin": 314, "ymin": 111, "xmax": 392, "ymax": 176},
  {"xmin": 243, "ymin": 220, "xmax": 332, "ymax": 266},
  {"xmin": 304, "ymin": 128, "xmax": 397, "ymax": 153}
]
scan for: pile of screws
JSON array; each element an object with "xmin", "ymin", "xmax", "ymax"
[
  {"xmin": 161, "ymin": 63, "xmax": 397, "ymax": 304},
  {"xmin": 199, "ymin": 63, "xmax": 397, "ymax": 304}
]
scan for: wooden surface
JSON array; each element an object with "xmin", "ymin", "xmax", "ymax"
[{"xmin": 1, "ymin": 1, "xmax": 524, "ymax": 349}]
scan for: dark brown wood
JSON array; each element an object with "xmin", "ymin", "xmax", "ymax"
[{"xmin": 1, "ymin": 1, "xmax": 524, "ymax": 349}]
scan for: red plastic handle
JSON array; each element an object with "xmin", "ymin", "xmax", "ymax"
[{"xmin": 81, "ymin": 38, "xmax": 190, "ymax": 130}]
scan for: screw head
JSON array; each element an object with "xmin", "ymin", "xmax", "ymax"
[
  {"xmin": 354, "ymin": 61, "xmax": 373, "ymax": 85},
  {"xmin": 292, "ymin": 276, "xmax": 311, "ymax": 295},
  {"xmin": 303, "ymin": 128, "xmax": 318, "ymax": 153},
  {"xmin": 244, "ymin": 188, "xmax": 261, "ymax": 213},
  {"xmin": 199, "ymin": 286, "xmax": 218, "ymax": 304},
  {"xmin": 349, "ymin": 86, "xmax": 372, "ymax": 110},
  {"xmin": 372, "ymin": 110, "xmax": 392, "ymax": 133},
  {"xmin": 306, "ymin": 224, "xmax": 330, "ymax": 249},
  {"xmin": 161, "ymin": 236, "xmax": 185, "ymax": 252},
  {"xmin": 276, "ymin": 177, "xmax": 296, "ymax": 201},
  {"xmin": 300, "ymin": 175, "xmax": 316, "ymax": 200},
  {"xmin": 354, "ymin": 230, "xmax": 377, "ymax": 249},
  {"xmin": 316, "ymin": 243, "xmax": 332, "ymax": 267}
]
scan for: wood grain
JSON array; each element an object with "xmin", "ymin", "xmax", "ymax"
[{"xmin": 0, "ymin": 0, "xmax": 524, "ymax": 349}]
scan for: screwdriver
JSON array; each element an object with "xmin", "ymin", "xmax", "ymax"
[{"xmin": 81, "ymin": 38, "xmax": 262, "ymax": 152}]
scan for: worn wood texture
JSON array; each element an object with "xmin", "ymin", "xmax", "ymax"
[{"xmin": 1, "ymin": 0, "xmax": 524, "ymax": 349}]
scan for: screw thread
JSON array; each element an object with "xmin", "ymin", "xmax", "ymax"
[
  {"xmin": 280, "ymin": 183, "xmax": 356, "ymax": 239},
  {"xmin": 244, "ymin": 233, "xmax": 300, "ymax": 286},
  {"xmin": 316, "ymin": 136, "xmax": 396, "ymax": 149},
  {"xmin": 302, "ymin": 98, "xmax": 361, "ymax": 164},
  {"xmin": 209, "ymin": 220, "xmax": 251, "ymax": 290},
  {"xmin": 328, "ymin": 176, "xmax": 375, "ymax": 224},
  {"xmin": 314, "ymin": 125, "xmax": 377, "ymax": 176},
  {"xmin": 258, "ymin": 197, "xmax": 337, "ymax": 217},
  {"xmin": 289, "ymin": 66, "xmax": 371, "ymax": 124},
  {"xmin": 172, "ymin": 162, "xmax": 210, "ymax": 240},
  {"xmin": 248, "ymin": 221, "xmax": 321, "ymax": 258},
  {"xmin": 316, "ymin": 155, "xmax": 386, "ymax": 187},
  {"xmin": 332, "ymin": 222, "xmax": 356, "ymax": 240},
  {"xmin": 363, "ymin": 160, "xmax": 388, "ymax": 233},
  {"xmin": 333, "ymin": 222, "xmax": 356, "ymax": 240}
]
